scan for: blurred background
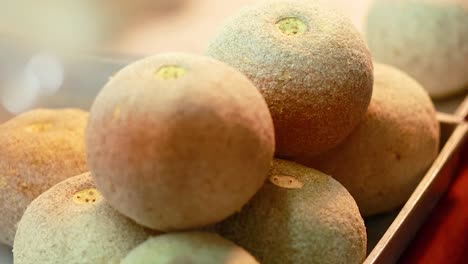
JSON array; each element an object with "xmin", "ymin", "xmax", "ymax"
[{"xmin": 0, "ymin": 0, "xmax": 465, "ymax": 123}]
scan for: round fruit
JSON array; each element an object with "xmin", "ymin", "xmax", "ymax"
[
  {"xmin": 13, "ymin": 173, "xmax": 151, "ymax": 264},
  {"xmin": 299, "ymin": 63, "xmax": 440, "ymax": 216},
  {"xmin": 86, "ymin": 53, "xmax": 275, "ymax": 231},
  {"xmin": 366, "ymin": 0, "xmax": 468, "ymax": 98},
  {"xmin": 0, "ymin": 108, "xmax": 88, "ymax": 246},
  {"xmin": 122, "ymin": 232, "xmax": 259, "ymax": 264},
  {"xmin": 207, "ymin": 0, "xmax": 373, "ymax": 159},
  {"xmin": 214, "ymin": 159, "xmax": 367, "ymax": 264}
]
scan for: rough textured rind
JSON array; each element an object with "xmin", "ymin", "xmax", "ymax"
[
  {"xmin": 300, "ymin": 63, "xmax": 440, "ymax": 216},
  {"xmin": 0, "ymin": 108, "xmax": 88, "ymax": 246},
  {"xmin": 13, "ymin": 173, "xmax": 152, "ymax": 264},
  {"xmin": 86, "ymin": 53, "xmax": 275, "ymax": 231},
  {"xmin": 214, "ymin": 159, "xmax": 367, "ymax": 264},
  {"xmin": 366, "ymin": 0, "xmax": 468, "ymax": 98},
  {"xmin": 122, "ymin": 232, "xmax": 259, "ymax": 264},
  {"xmin": 207, "ymin": 0, "xmax": 373, "ymax": 159}
]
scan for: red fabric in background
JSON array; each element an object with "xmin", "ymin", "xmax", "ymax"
[{"xmin": 400, "ymin": 145, "xmax": 468, "ymax": 264}]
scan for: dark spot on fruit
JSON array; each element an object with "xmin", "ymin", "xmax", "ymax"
[{"xmin": 395, "ymin": 153, "xmax": 401, "ymax": 161}]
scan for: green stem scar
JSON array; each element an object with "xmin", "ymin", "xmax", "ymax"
[
  {"xmin": 276, "ymin": 17, "xmax": 307, "ymax": 35},
  {"xmin": 156, "ymin": 65, "xmax": 187, "ymax": 80}
]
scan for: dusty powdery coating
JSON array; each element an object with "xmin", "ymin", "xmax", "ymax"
[
  {"xmin": 0, "ymin": 108, "xmax": 88, "ymax": 246},
  {"xmin": 122, "ymin": 232, "xmax": 259, "ymax": 264},
  {"xmin": 214, "ymin": 159, "xmax": 367, "ymax": 264},
  {"xmin": 86, "ymin": 53, "xmax": 275, "ymax": 231},
  {"xmin": 300, "ymin": 63, "xmax": 440, "ymax": 216},
  {"xmin": 13, "ymin": 173, "xmax": 152, "ymax": 264},
  {"xmin": 207, "ymin": 0, "xmax": 373, "ymax": 159},
  {"xmin": 366, "ymin": 0, "xmax": 468, "ymax": 98}
]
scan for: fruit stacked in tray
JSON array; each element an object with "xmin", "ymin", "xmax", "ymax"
[{"xmin": 1, "ymin": 0, "xmax": 466, "ymax": 263}]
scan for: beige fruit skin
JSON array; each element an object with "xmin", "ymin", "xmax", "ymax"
[
  {"xmin": 215, "ymin": 159, "xmax": 367, "ymax": 264},
  {"xmin": 122, "ymin": 232, "xmax": 259, "ymax": 264},
  {"xmin": 366, "ymin": 0, "xmax": 468, "ymax": 99},
  {"xmin": 0, "ymin": 108, "xmax": 88, "ymax": 246},
  {"xmin": 207, "ymin": 0, "xmax": 373, "ymax": 159},
  {"xmin": 13, "ymin": 173, "xmax": 151, "ymax": 264},
  {"xmin": 86, "ymin": 53, "xmax": 275, "ymax": 231},
  {"xmin": 299, "ymin": 63, "xmax": 440, "ymax": 216}
]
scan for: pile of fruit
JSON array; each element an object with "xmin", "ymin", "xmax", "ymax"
[{"xmin": 4, "ymin": 0, "xmax": 465, "ymax": 263}]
